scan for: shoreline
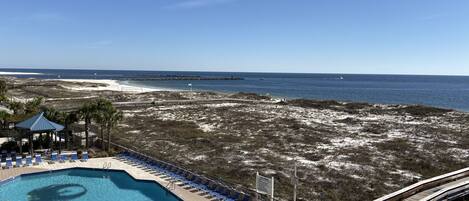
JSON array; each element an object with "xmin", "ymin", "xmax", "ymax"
[
  {"xmin": 0, "ymin": 72, "xmax": 43, "ymax": 75},
  {"xmin": 51, "ymin": 79, "xmax": 177, "ymax": 93},
  {"xmin": 17, "ymin": 78, "xmax": 469, "ymax": 112},
  {"xmin": 1, "ymin": 69, "xmax": 467, "ymax": 111}
]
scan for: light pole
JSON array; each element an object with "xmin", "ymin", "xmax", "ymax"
[{"xmin": 292, "ymin": 160, "xmax": 298, "ymax": 201}]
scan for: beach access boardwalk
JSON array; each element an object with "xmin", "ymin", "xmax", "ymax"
[
  {"xmin": 0, "ymin": 157, "xmax": 212, "ymax": 201},
  {"xmin": 375, "ymin": 167, "xmax": 469, "ymax": 201}
]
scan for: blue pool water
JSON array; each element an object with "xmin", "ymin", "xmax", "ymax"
[{"xmin": 0, "ymin": 168, "xmax": 181, "ymax": 201}]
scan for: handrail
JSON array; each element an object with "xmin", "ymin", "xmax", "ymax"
[
  {"xmin": 102, "ymin": 162, "xmax": 111, "ymax": 170},
  {"xmin": 375, "ymin": 167, "xmax": 469, "ymax": 201},
  {"xmin": 421, "ymin": 180, "xmax": 469, "ymax": 201}
]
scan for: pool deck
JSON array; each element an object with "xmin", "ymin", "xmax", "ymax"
[
  {"xmin": 0, "ymin": 157, "xmax": 212, "ymax": 201},
  {"xmin": 0, "ymin": 167, "xmax": 46, "ymax": 181}
]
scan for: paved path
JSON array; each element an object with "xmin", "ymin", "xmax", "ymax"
[{"xmin": 0, "ymin": 157, "xmax": 212, "ymax": 201}]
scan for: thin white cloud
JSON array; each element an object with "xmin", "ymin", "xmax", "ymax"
[{"xmin": 164, "ymin": 0, "xmax": 236, "ymax": 9}]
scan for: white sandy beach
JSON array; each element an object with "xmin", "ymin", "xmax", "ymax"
[
  {"xmin": 0, "ymin": 72, "xmax": 42, "ymax": 75},
  {"xmin": 54, "ymin": 79, "xmax": 172, "ymax": 93}
]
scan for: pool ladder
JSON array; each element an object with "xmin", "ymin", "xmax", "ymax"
[
  {"xmin": 103, "ymin": 162, "xmax": 112, "ymax": 169},
  {"xmin": 102, "ymin": 162, "xmax": 112, "ymax": 178}
]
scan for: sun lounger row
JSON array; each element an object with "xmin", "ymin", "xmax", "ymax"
[
  {"xmin": 1, "ymin": 154, "xmax": 43, "ymax": 169},
  {"xmin": 0, "ymin": 151, "xmax": 89, "ymax": 168},
  {"xmin": 117, "ymin": 151, "xmax": 252, "ymax": 201},
  {"xmin": 49, "ymin": 151, "xmax": 88, "ymax": 164},
  {"xmin": 1, "ymin": 150, "xmax": 17, "ymax": 162}
]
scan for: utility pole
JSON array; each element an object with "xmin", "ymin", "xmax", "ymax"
[{"xmin": 293, "ymin": 161, "xmax": 298, "ymax": 201}]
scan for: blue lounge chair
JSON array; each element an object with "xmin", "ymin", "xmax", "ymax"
[
  {"xmin": 205, "ymin": 182, "xmax": 226, "ymax": 200},
  {"xmin": 50, "ymin": 152, "xmax": 58, "ymax": 164},
  {"xmin": 1, "ymin": 150, "xmax": 6, "ymax": 162},
  {"xmin": 34, "ymin": 154, "xmax": 43, "ymax": 165},
  {"xmin": 11, "ymin": 151, "xmax": 16, "ymax": 159},
  {"xmin": 59, "ymin": 154, "xmax": 67, "ymax": 163},
  {"xmin": 5, "ymin": 157, "xmax": 13, "ymax": 169},
  {"xmin": 242, "ymin": 194, "xmax": 252, "ymax": 201},
  {"xmin": 70, "ymin": 152, "xmax": 78, "ymax": 162},
  {"xmin": 25, "ymin": 155, "xmax": 33, "ymax": 166},
  {"xmin": 15, "ymin": 156, "xmax": 23, "ymax": 167},
  {"xmin": 227, "ymin": 190, "xmax": 240, "ymax": 201},
  {"xmin": 81, "ymin": 151, "xmax": 89, "ymax": 162}
]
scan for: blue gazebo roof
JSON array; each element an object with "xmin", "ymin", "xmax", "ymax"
[{"xmin": 15, "ymin": 112, "xmax": 64, "ymax": 132}]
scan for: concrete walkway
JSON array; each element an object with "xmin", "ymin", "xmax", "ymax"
[{"xmin": 0, "ymin": 157, "xmax": 212, "ymax": 201}]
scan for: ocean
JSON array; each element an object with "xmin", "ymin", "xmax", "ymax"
[{"xmin": 2, "ymin": 68, "xmax": 469, "ymax": 111}]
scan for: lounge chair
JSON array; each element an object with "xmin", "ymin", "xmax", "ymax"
[
  {"xmin": 0, "ymin": 150, "xmax": 5, "ymax": 162},
  {"xmin": 11, "ymin": 151, "xmax": 16, "ymax": 159},
  {"xmin": 34, "ymin": 154, "xmax": 43, "ymax": 165},
  {"xmin": 81, "ymin": 151, "xmax": 89, "ymax": 162},
  {"xmin": 59, "ymin": 154, "xmax": 67, "ymax": 163},
  {"xmin": 204, "ymin": 181, "xmax": 226, "ymax": 200},
  {"xmin": 227, "ymin": 190, "xmax": 241, "ymax": 201},
  {"xmin": 186, "ymin": 176, "xmax": 213, "ymax": 193},
  {"xmin": 25, "ymin": 155, "xmax": 33, "ymax": 166},
  {"xmin": 5, "ymin": 157, "xmax": 13, "ymax": 169},
  {"xmin": 70, "ymin": 152, "xmax": 78, "ymax": 162},
  {"xmin": 15, "ymin": 156, "xmax": 23, "ymax": 167},
  {"xmin": 241, "ymin": 194, "xmax": 252, "ymax": 201},
  {"xmin": 218, "ymin": 185, "xmax": 232, "ymax": 197},
  {"xmin": 50, "ymin": 152, "xmax": 58, "ymax": 164}
]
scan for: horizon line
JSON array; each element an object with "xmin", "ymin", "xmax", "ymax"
[{"xmin": 1, "ymin": 66, "xmax": 469, "ymax": 77}]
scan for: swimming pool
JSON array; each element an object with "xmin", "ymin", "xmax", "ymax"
[{"xmin": 0, "ymin": 168, "xmax": 182, "ymax": 201}]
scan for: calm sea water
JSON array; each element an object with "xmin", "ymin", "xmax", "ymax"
[{"xmin": 2, "ymin": 68, "xmax": 469, "ymax": 111}]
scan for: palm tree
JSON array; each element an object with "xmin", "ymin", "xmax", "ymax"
[
  {"xmin": 8, "ymin": 101, "xmax": 23, "ymax": 115},
  {"xmin": 94, "ymin": 111, "xmax": 106, "ymax": 149},
  {"xmin": 25, "ymin": 97, "xmax": 43, "ymax": 114},
  {"xmin": 78, "ymin": 102, "xmax": 97, "ymax": 149},
  {"xmin": 104, "ymin": 107, "xmax": 123, "ymax": 152},
  {"xmin": 63, "ymin": 111, "xmax": 79, "ymax": 149},
  {"xmin": 44, "ymin": 107, "xmax": 64, "ymax": 151},
  {"xmin": 93, "ymin": 100, "xmax": 108, "ymax": 150},
  {"xmin": 93, "ymin": 99, "xmax": 113, "ymax": 150},
  {"xmin": 44, "ymin": 108, "xmax": 79, "ymax": 151},
  {"xmin": 0, "ymin": 110, "xmax": 10, "ymax": 129}
]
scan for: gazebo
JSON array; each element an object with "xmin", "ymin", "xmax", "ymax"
[{"xmin": 15, "ymin": 112, "xmax": 64, "ymax": 154}]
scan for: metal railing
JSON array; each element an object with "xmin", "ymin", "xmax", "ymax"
[{"xmin": 104, "ymin": 140, "xmax": 257, "ymax": 199}]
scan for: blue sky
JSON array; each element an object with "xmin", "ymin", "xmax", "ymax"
[{"xmin": 0, "ymin": 0, "xmax": 468, "ymax": 75}]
